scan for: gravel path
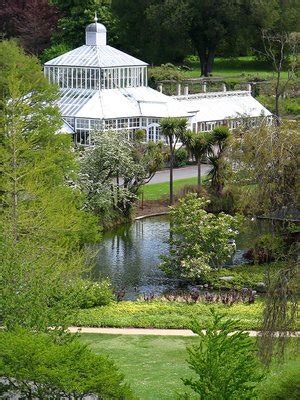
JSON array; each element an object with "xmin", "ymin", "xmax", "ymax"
[{"xmin": 68, "ymin": 327, "xmax": 300, "ymax": 337}]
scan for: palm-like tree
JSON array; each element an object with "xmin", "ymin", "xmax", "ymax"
[
  {"xmin": 186, "ymin": 131, "xmax": 213, "ymax": 188},
  {"xmin": 208, "ymin": 126, "xmax": 231, "ymax": 193},
  {"xmin": 160, "ymin": 117, "xmax": 188, "ymax": 205}
]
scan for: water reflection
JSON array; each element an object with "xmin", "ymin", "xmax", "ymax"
[
  {"xmin": 92, "ymin": 215, "xmax": 272, "ymax": 299},
  {"xmin": 92, "ymin": 216, "xmax": 176, "ymax": 299}
]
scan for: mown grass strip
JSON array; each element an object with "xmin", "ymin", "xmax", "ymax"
[{"xmin": 142, "ymin": 176, "xmax": 199, "ymax": 200}]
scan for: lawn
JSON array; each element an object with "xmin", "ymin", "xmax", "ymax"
[
  {"xmin": 142, "ymin": 176, "xmax": 198, "ymax": 200},
  {"xmin": 79, "ymin": 333, "xmax": 300, "ymax": 400},
  {"xmin": 79, "ymin": 333, "xmax": 198, "ymax": 400},
  {"xmin": 180, "ymin": 56, "xmax": 289, "ymax": 80}
]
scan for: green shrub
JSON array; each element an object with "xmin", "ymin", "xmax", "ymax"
[
  {"xmin": 183, "ymin": 310, "xmax": 263, "ymax": 399},
  {"xmin": 174, "ymin": 147, "xmax": 189, "ymax": 167},
  {"xmin": 160, "ymin": 194, "xmax": 241, "ymax": 279},
  {"xmin": 183, "ymin": 54, "xmax": 199, "ymax": 66},
  {"xmin": 72, "ymin": 278, "xmax": 114, "ymax": 308},
  {"xmin": 0, "ymin": 329, "xmax": 134, "ymax": 399},
  {"xmin": 258, "ymin": 359, "xmax": 300, "ymax": 400},
  {"xmin": 207, "ymin": 187, "xmax": 236, "ymax": 214},
  {"xmin": 148, "ymin": 65, "xmax": 185, "ymax": 84},
  {"xmin": 177, "ymin": 184, "xmax": 208, "ymax": 199},
  {"xmin": 50, "ymin": 278, "xmax": 114, "ymax": 309}
]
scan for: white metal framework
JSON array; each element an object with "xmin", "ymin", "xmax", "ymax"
[{"xmin": 44, "ymin": 66, "xmax": 147, "ymax": 90}]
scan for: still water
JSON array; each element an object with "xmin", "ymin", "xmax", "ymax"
[{"xmin": 92, "ymin": 215, "xmax": 269, "ymax": 299}]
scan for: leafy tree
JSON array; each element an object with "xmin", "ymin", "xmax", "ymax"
[
  {"xmin": 0, "ymin": 0, "xmax": 60, "ymax": 55},
  {"xmin": 79, "ymin": 130, "xmax": 164, "ymax": 224},
  {"xmin": 183, "ymin": 310, "xmax": 263, "ymax": 399},
  {"xmin": 160, "ymin": 194, "xmax": 241, "ymax": 280},
  {"xmin": 186, "ymin": 131, "xmax": 213, "ymax": 188},
  {"xmin": 113, "ymin": 0, "xmax": 189, "ymax": 65},
  {"xmin": 51, "ymin": 0, "xmax": 117, "ymax": 49},
  {"xmin": 208, "ymin": 126, "xmax": 231, "ymax": 194},
  {"xmin": 227, "ymin": 121, "xmax": 299, "ymax": 215},
  {"xmin": 259, "ymin": 30, "xmax": 299, "ymax": 123},
  {"xmin": 0, "ymin": 41, "xmax": 100, "ymax": 331},
  {"xmin": 149, "ymin": 0, "xmax": 277, "ymax": 76},
  {"xmin": 160, "ymin": 117, "xmax": 188, "ymax": 205},
  {"xmin": 0, "ymin": 329, "xmax": 135, "ymax": 399},
  {"xmin": 258, "ymin": 260, "xmax": 298, "ymax": 366},
  {"xmin": 40, "ymin": 42, "xmax": 72, "ymax": 64},
  {"xmin": 0, "ymin": 39, "xmax": 52, "ymax": 101}
]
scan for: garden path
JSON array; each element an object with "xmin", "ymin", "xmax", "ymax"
[
  {"xmin": 148, "ymin": 164, "xmax": 211, "ymax": 184},
  {"xmin": 68, "ymin": 327, "xmax": 300, "ymax": 337}
]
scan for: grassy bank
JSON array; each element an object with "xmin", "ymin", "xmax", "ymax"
[{"xmin": 73, "ymin": 301, "xmax": 263, "ymax": 330}]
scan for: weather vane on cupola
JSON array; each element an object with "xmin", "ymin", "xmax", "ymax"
[{"xmin": 94, "ymin": 11, "xmax": 98, "ymax": 24}]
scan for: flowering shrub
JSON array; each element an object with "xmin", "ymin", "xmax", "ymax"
[
  {"xmin": 64, "ymin": 278, "xmax": 114, "ymax": 309},
  {"xmin": 160, "ymin": 193, "xmax": 242, "ymax": 280},
  {"xmin": 180, "ymin": 257, "xmax": 212, "ymax": 280}
]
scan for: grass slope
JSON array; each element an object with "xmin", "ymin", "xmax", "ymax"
[{"xmin": 79, "ymin": 333, "xmax": 198, "ymax": 400}]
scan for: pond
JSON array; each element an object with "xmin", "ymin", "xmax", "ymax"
[{"xmin": 92, "ymin": 215, "xmax": 271, "ymax": 300}]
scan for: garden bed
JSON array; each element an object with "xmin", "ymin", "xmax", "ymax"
[{"xmin": 72, "ymin": 300, "xmax": 263, "ymax": 330}]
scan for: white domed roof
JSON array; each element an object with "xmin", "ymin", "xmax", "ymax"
[{"xmin": 85, "ymin": 22, "xmax": 106, "ymax": 33}]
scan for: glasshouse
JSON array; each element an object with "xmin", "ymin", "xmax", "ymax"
[{"xmin": 44, "ymin": 17, "xmax": 272, "ymax": 146}]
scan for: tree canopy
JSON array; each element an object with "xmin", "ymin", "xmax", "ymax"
[
  {"xmin": 148, "ymin": 0, "xmax": 280, "ymax": 75},
  {"xmin": 0, "ymin": 40, "xmax": 100, "ymax": 331}
]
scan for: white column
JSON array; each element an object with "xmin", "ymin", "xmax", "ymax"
[
  {"xmin": 222, "ymin": 83, "xmax": 226, "ymax": 92},
  {"xmin": 184, "ymin": 85, "xmax": 189, "ymax": 95},
  {"xmin": 177, "ymin": 83, "xmax": 181, "ymax": 96},
  {"xmin": 158, "ymin": 84, "xmax": 163, "ymax": 93},
  {"xmin": 202, "ymin": 82, "xmax": 207, "ymax": 93},
  {"xmin": 247, "ymin": 83, "xmax": 252, "ymax": 93}
]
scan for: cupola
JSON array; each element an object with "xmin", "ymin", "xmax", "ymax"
[{"xmin": 85, "ymin": 13, "xmax": 107, "ymax": 46}]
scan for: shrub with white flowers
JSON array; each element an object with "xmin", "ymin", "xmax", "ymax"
[{"xmin": 160, "ymin": 193, "xmax": 242, "ymax": 280}]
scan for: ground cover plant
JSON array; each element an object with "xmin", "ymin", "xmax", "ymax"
[
  {"xmin": 72, "ymin": 300, "xmax": 264, "ymax": 330},
  {"xmin": 205, "ymin": 262, "xmax": 286, "ymax": 290}
]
